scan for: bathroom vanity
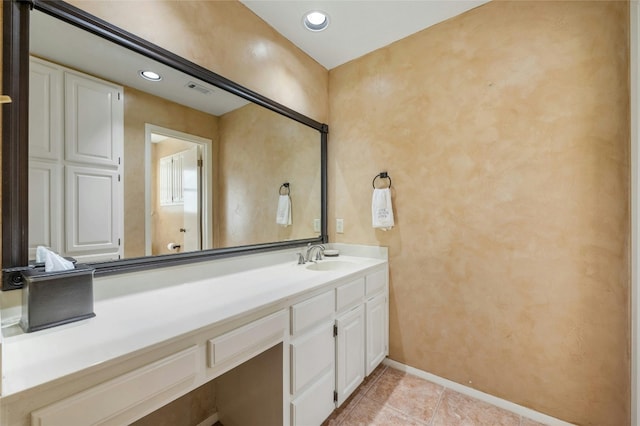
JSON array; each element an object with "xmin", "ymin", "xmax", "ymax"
[{"xmin": 0, "ymin": 244, "xmax": 388, "ymax": 426}]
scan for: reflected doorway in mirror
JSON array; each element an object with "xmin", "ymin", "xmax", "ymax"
[{"xmin": 145, "ymin": 124, "xmax": 213, "ymax": 256}]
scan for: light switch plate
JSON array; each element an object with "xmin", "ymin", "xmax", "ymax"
[
  {"xmin": 313, "ymin": 219, "xmax": 321, "ymax": 232},
  {"xmin": 336, "ymin": 218, "xmax": 344, "ymax": 234}
]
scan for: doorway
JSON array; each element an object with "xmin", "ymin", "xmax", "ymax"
[{"xmin": 145, "ymin": 124, "xmax": 213, "ymax": 256}]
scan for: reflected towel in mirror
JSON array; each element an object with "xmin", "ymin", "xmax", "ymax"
[
  {"xmin": 276, "ymin": 195, "xmax": 292, "ymax": 227},
  {"xmin": 372, "ymin": 188, "xmax": 394, "ymax": 231}
]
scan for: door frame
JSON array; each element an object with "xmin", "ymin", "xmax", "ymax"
[
  {"xmin": 632, "ymin": 2, "xmax": 639, "ymax": 425},
  {"xmin": 144, "ymin": 124, "xmax": 213, "ymax": 256}
]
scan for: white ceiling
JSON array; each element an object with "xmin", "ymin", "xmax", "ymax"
[
  {"xmin": 30, "ymin": 11, "xmax": 249, "ymax": 116},
  {"xmin": 30, "ymin": 2, "xmax": 489, "ymax": 115},
  {"xmin": 240, "ymin": 0, "xmax": 490, "ymax": 70}
]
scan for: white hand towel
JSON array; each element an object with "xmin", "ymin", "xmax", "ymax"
[
  {"xmin": 372, "ymin": 188, "xmax": 394, "ymax": 230},
  {"xmin": 276, "ymin": 195, "xmax": 292, "ymax": 227}
]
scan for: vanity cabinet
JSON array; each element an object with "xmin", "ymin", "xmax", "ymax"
[
  {"xmin": 28, "ymin": 56, "xmax": 123, "ymax": 262},
  {"xmin": 27, "ymin": 309, "xmax": 289, "ymax": 426},
  {"xmin": 289, "ymin": 290, "xmax": 336, "ymax": 426},
  {"xmin": 335, "ymin": 303, "xmax": 365, "ymax": 406},
  {"xmin": 334, "ymin": 277, "xmax": 365, "ymax": 407},
  {"xmin": 365, "ymin": 293, "xmax": 387, "ymax": 376},
  {"xmin": 290, "ymin": 267, "xmax": 389, "ymax": 424},
  {"xmin": 6, "ymin": 255, "xmax": 387, "ymax": 426},
  {"xmin": 365, "ymin": 269, "xmax": 389, "ymax": 376}
]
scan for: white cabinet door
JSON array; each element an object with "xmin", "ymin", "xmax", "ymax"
[
  {"xmin": 29, "ymin": 57, "xmax": 63, "ymax": 161},
  {"xmin": 290, "ymin": 370, "xmax": 335, "ymax": 426},
  {"xmin": 290, "ymin": 323, "xmax": 335, "ymax": 395},
  {"xmin": 366, "ymin": 292, "xmax": 387, "ymax": 376},
  {"xmin": 65, "ymin": 71, "xmax": 123, "ymax": 167},
  {"xmin": 28, "ymin": 161, "xmax": 62, "ymax": 258},
  {"xmin": 65, "ymin": 166, "xmax": 121, "ymax": 255},
  {"xmin": 335, "ymin": 304, "xmax": 365, "ymax": 406}
]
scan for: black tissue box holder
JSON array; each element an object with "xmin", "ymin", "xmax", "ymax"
[{"xmin": 20, "ymin": 264, "xmax": 96, "ymax": 333}]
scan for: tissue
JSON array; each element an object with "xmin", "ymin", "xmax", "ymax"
[{"xmin": 36, "ymin": 246, "xmax": 75, "ymax": 272}]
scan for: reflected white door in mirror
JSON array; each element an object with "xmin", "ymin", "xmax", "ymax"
[{"xmin": 28, "ymin": 56, "xmax": 124, "ymax": 263}]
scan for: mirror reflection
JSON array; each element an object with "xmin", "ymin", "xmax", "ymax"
[{"xmin": 27, "ymin": 10, "xmax": 322, "ymax": 263}]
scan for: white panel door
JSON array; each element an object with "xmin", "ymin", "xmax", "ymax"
[
  {"xmin": 182, "ymin": 146, "xmax": 201, "ymax": 252},
  {"xmin": 65, "ymin": 166, "xmax": 120, "ymax": 255},
  {"xmin": 64, "ymin": 71, "xmax": 123, "ymax": 166},
  {"xmin": 335, "ymin": 304, "xmax": 365, "ymax": 406},
  {"xmin": 366, "ymin": 293, "xmax": 387, "ymax": 376},
  {"xmin": 28, "ymin": 161, "xmax": 62, "ymax": 258},
  {"xmin": 29, "ymin": 57, "xmax": 63, "ymax": 160}
]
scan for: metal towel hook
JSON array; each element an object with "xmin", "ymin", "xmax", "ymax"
[
  {"xmin": 279, "ymin": 182, "xmax": 290, "ymax": 195},
  {"xmin": 372, "ymin": 172, "xmax": 391, "ymax": 189}
]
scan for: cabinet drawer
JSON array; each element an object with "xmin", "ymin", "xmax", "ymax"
[
  {"xmin": 208, "ymin": 310, "xmax": 287, "ymax": 368},
  {"xmin": 291, "ymin": 323, "xmax": 334, "ymax": 395},
  {"xmin": 366, "ymin": 269, "xmax": 387, "ymax": 297},
  {"xmin": 291, "ymin": 290, "xmax": 334, "ymax": 335},
  {"xmin": 31, "ymin": 346, "xmax": 198, "ymax": 426},
  {"xmin": 291, "ymin": 369, "xmax": 335, "ymax": 426},
  {"xmin": 336, "ymin": 278, "xmax": 364, "ymax": 313}
]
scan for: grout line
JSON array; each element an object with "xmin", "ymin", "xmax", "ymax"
[
  {"xmin": 337, "ymin": 395, "xmax": 361, "ymax": 424},
  {"xmin": 367, "ymin": 364, "xmax": 441, "ymax": 426},
  {"xmin": 335, "ymin": 364, "xmax": 389, "ymax": 425},
  {"xmin": 360, "ymin": 364, "xmax": 388, "ymax": 396},
  {"xmin": 373, "ymin": 398, "xmax": 432, "ymax": 426},
  {"xmin": 368, "ymin": 364, "xmax": 388, "ymax": 387},
  {"xmin": 427, "ymin": 386, "xmax": 446, "ymax": 426}
]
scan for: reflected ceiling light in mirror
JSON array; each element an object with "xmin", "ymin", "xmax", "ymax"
[
  {"xmin": 139, "ymin": 70, "xmax": 162, "ymax": 81},
  {"xmin": 303, "ymin": 11, "xmax": 329, "ymax": 32}
]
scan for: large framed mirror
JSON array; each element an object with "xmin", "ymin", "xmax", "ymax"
[{"xmin": 2, "ymin": 0, "xmax": 328, "ymax": 289}]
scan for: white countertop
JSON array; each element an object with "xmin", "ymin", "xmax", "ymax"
[{"xmin": 1, "ymin": 247, "xmax": 387, "ymax": 397}]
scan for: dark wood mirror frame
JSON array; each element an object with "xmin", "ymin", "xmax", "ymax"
[{"xmin": 1, "ymin": 0, "xmax": 328, "ymax": 290}]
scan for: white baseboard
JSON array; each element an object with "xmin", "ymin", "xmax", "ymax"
[
  {"xmin": 196, "ymin": 412, "xmax": 219, "ymax": 426},
  {"xmin": 382, "ymin": 359, "xmax": 574, "ymax": 426}
]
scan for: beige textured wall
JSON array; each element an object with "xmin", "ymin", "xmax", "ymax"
[
  {"xmin": 218, "ymin": 103, "xmax": 321, "ymax": 247},
  {"xmin": 67, "ymin": 0, "xmax": 328, "ymax": 124},
  {"xmin": 329, "ymin": 2, "xmax": 629, "ymax": 425},
  {"xmin": 123, "ymin": 87, "xmax": 218, "ymax": 258}
]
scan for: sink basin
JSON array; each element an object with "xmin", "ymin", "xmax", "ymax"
[{"xmin": 305, "ymin": 260, "xmax": 356, "ymax": 271}]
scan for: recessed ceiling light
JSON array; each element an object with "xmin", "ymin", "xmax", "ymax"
[
  {"xmin": 303, "ymin": 11, "xmax": 329, "ymax": 32},
  {"xmin": 139, "ymin": 70, "xmax": 162, "ymax": 81}
]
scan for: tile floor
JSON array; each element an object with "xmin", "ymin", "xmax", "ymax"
[{"xmin": 323, "ymin": 364, "xmax": 549, "ymax": 426}]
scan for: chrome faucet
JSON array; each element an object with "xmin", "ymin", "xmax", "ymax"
[{"xmin": 305, "ymin": 243, "xmax": 325, "ymax": 263}]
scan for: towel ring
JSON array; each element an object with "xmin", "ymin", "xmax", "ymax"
[
  {"xmin": 279, "ymin": 182, "xmax": 290, "ymax": 195},
  {"xmin": 372, "ymin": 172, "xmax": 391, "ymax": 189}
]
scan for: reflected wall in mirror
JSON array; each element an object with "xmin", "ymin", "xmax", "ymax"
[{"xmin": 25, "ymin": 8, "xmax": 323, "ymax": 265}]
